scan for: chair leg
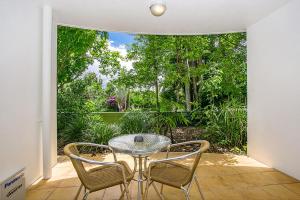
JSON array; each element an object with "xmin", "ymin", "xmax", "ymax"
[
  {"xmin": 75, "ymin": 184, "xmax": 83, "ymax": 200},
  {"xmin": 119, "ymin": 182, "xmax": 131, "ymax": 200},
  {"xmin": 153, "ymin": 182, "xmax": 164, "ymax": 200},
  {"xmin": 181, "ymin": 187, "xmax": 190, "ymax": 200},
  {"xmin": 119, "ymin": 185, "xmax": 126, "ymax": 200},
  {"xmin": 160, "ymin": 184, "xmax": 164, "ymax": 195},
  {"xmin": 143, "ymin": 179, "xmax": 149, "ymax": 200},
  {"xmin": 194, "ymin": 176, "xmax": 205, "ymax": 200},
  {"xmin": 123, "ymin": 182, "xmax": 131, "ymax": 200},
  {"xmin": 83, "ymin": 191, "xmax": 89, "ymax": 200},
  {"xmin": 119, "ymin": 184, "xmax": 124, "ymax": 199}
]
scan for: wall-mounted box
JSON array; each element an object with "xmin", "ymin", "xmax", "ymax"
[{"xmin": 1, "ymin": 168, "xmax": 25, "ymax": 200}]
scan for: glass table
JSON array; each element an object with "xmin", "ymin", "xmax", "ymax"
[{"xmin": 108, "ymin": 133, "xmax": 171, "ymax": 200}]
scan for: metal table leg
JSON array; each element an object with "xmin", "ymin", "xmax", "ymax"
[{"xmin": 137, "ymin": 156, "xmax": 143, "ymax": 200}]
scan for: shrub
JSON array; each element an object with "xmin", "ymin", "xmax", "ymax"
[
  {"xmin": 84, "ymin": 122, "xmax": 121, "ymax": 144},
  {"xmin": 154, "ymin": 112, "xmax": 190, "ymax": 143},
  {"xmin": 119, "ymin": 112, "xmax": 156, "ymax": 134},
  {"xmin": 57, "ymin": 112, "xmax": 88, "ymax": 145},
  {"xmin": 202, "ymin": 99, "xmax": 247, "ymax": 149}
]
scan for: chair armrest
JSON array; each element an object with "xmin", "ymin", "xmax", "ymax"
[
  {"xmin": 149, "ymin": 151, "xmax": 199, "ymax": 167},
  {"xmin": 74, "ymin": 142, "xmax": 118, "ymax": 162},
  {"xmin": 69, "ymin": 153, "xmax": 120, "ymax": 166},
  {"xmin": 73, "ymin": 142, "xmax": 111, "ymax": 150},
  {"xmin": 166, "ymin": 140, "xmax": 209, "ymax": 158}
]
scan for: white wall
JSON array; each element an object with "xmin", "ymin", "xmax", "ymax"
[
  {"xmin": 247, "ymin": 0, "xmax": 300, "ymax": 180},
  {"xmin": 0, "ymin": 0, "xmax": 56, "ymax": 186}
]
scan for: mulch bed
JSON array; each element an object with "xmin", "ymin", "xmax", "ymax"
[
  {"xmin": 57, "ymin": 127, "xmax": 240, "ymax": 155},
  {"xmin": 166, "ymin": 127, "xmax": 231, "ymax": 153}
]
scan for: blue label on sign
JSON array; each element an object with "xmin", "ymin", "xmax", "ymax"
[{"xmin": 4, "ymin": 174, "xmax": 23, "ymax": 189}]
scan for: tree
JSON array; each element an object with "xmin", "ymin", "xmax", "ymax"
[
  {"xmin": 128, "ymin": 35, "xmax": 173, "ymax": 111},
  {"xmin": 57, "ymin": 26, "xmax": 108, "ymax": 88}
]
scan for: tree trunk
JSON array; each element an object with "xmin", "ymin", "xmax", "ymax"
[
  {"xmin": 175, "ymin": 44, "xmax": 181, "ymax": 106},
  {"xmin": 196, "ymin": 58, "xmax": 203, "ymax": 107},
  {"xmin": 185, "ymin": 58, "xmax": 191, "ymax": 111},
  {"xmin": 155, "ymin": 77, "xmax": 160, "ymax": 112},
  {"xmin": 192, "ymin": 76, "xmax": 197, "ymax": 102},
  {"xmin": 126, "ymin": 89, "xmax": 130, "ymax": 110},
  {"xmin": 176, "ymin": 84, "xmax": 180, "ymax": 103}
]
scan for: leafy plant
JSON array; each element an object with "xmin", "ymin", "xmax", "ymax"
[
  {"xmin": 155, "ymin": 112, "xmax": 190, "ymax": 143},
  {"xmin": 84, "ymin": 122, "xmax": 121, "ymax": 145},
  {"xmin": 57, "ymin": 27, "xmax": 248, "ymax": 152},
  {"xmin": 119, "ymin": 112, "xmax": 156, "ymax": 134},
  {"xmin": 202, "ymin": 99, "xmax": 247, "ymax": 148}
]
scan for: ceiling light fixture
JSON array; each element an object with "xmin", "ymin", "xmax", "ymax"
[{"xmin": 150, "ymin": 0, "xmax": 167, "ymax": 17}]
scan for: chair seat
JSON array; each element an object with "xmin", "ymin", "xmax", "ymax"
[
  {"xmin": 144, "ymin": 161, "xmax": 192, "ymax": 188},
  {"xmin": 84, "ymin": 161, "xmax": 134, "ymax": 192}
]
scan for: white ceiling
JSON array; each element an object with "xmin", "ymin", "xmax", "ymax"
[{"xmin": 46, "ymin": 0, "xmax": 291, "ymax": 35}]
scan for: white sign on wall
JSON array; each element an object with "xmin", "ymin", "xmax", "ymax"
[{"xmin": 0, "ymin": 168, "xmax": 25, "ymax": 200}]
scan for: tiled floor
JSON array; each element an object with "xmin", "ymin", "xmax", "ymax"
[{"xmin": 26, "ymin": 153, "xmax": 300, "ymax": 200}]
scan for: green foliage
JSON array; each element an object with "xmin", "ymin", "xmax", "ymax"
[
  {"xmin": 57, "ymin": 26, "xmax": 106, "ymax": 87},
  {"xmin": 119, "ymin": 112, "xmax": 156, "ymax": 134},
  {"xmin": 84, "ymin": 122, "xmax": 121, "ymax": 145},
  {"xmin": 57, "ymin": 26, "xmax": 248, "ymax": 151},
  {"xmin": 202, "ymin": 99, "xmax": 247, "ymax": 148}
]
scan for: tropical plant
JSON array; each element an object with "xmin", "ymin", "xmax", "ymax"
[
  {"xmin": 119, "ymin": 112, "xmax": 156, "ymax": 134},
  {"xmin": 154, "ymin": 112, "xmax": 190, "ymax": 143},
  {"xmin": 57, "ymin": 26, "xmax": 248, "ymax": 152},
  {"xmin": 202, "ymin": 99, "xmax": 247, "ymax": 148},
  {"xmin": 84, "ymin": 122, "xmax": 121, "ymax": 145}
]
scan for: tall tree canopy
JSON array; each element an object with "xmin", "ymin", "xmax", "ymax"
[{"xmin": 57, "ymin": 26, "xmax": 247, "ymax": 150}]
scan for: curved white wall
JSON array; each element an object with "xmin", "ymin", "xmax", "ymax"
[
  {"xmin": 0, "ymin": 0, "xmax": 43, "ymax": 186},
  {"xmin": 0, "ymin": 0, "xmax": 57, "ymax": 186},
  {"xmin": 247, "ymin": 0, "xmax": 300, "ymax": 180}
]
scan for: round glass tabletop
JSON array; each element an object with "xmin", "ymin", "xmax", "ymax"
[{"xmin": 108, "ymin": 133, "xmax": 171, "ymax": 156}]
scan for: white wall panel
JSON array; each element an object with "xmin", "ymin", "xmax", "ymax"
[{"xmin": 247, "ymin": 0, "xmax": 300, "ymax": 180}]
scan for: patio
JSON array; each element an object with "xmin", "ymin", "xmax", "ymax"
[
  {"xmin": 26, "ymin": 153, "xmax": 300, "ymax": 200},
  {"xmin": 2, "ymin": 0, "xmax": 300, "ymax": 200}
]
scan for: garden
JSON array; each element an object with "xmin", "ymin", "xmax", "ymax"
[{"xmin": 57, "ymin": 26, "xmax": 247, "ymax": 154}]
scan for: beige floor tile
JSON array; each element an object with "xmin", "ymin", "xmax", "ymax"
[
  {"xmin": 240, "ymin": 172, "xmax": 277, "ymax": 187},
  {"xmin": 237, "ymin": 187, "xmax": 278, "ymax": 200},
  {"xmin": 58, "ymin": 177, "xmax": 81, "ymax": 187},
  {"xmin": 198, "ymin": 176, "xmax": 228, "ymax": 190},
  {"xmin": 26, "ymin": 153, "xmax": 300, "ymax": 200},
  {"xmin": 197, "ymin": 165, "xmax": 222, "ymax": 177},
  {"xmin": 47, "ymin": 187, "xmax": 81, "ymax": 200},
  {"xmin": 189, "ymin": 183, "xmax": 220, "ymax": 200},
  {"xmin": 26, "ymin": 189, "xmax": 53, "ymax": 200},
  {"xmin": 234, "ymin": 166, "xmax": 274, "ymax": 174},
  {"xmin": 262, "ymin": 171, "xmax": 299, "ymax": 184},
  {"xmin": 283, "ymin": 183, "xmax": 300, "ymax": 195},
  {"xmin": 29, "ymin": 179, "xmax": 61, "ymax": 190},
  {"xmin": 215, "ymin": 165, "xmax": 240, "ymax": 175},
  {"xmin": 87, "ymin": 190, "xmax": 106, "ymax": 200},
  {"xmin": 212, "ymin": 188, "xmax": 245, "ymax": 200},
  {"xmin": 102, "ymin": 186, "xmax": 125, "ymax": 200},
  {"xmin": 262, "ymin": 184, "xmax": 300, "ymax": 200},
  {"xmin": 219, "ymin": 174, "xmax": 250, "ymax": 188}
]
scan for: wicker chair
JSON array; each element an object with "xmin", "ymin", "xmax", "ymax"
[
  {"xmin": 143, "ymin": 140, "xmax": 210, "ymax": 200},
  {"xmin": 64, "ymin": 143, "xmax": 134, "ymax": 200}
]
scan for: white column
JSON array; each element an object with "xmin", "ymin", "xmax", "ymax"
[
  {"xmin": 50, "ymin": 21, "xmax": 58, "ymax": 168},
  {"xmin": 42, "ymin": 5, "xmax": 53, "ymax": 179}
]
